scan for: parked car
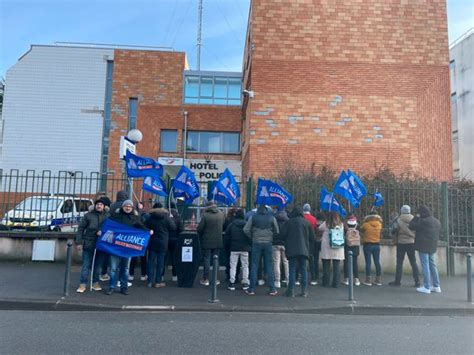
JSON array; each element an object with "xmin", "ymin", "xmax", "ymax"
[{"xmin": 1, "ymin": 195, "xmax": 92, "ymax": 232}]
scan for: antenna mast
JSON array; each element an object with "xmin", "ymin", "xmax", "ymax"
[{"xmin": 197, "ymin": 0, "xmax": 203, "ymax": 70}]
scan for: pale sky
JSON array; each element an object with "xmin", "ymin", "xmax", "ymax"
[{"xmin": 0, "ymin": 0, "xmax": 473, "ymax": 78}]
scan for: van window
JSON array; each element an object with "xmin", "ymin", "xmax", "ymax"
[
  {"xmin": 61, "ymin": 200, "xmax": 74, "ymax": 214},
  {"xmin": 75, "ymin": 199, "xmax": 92, "ymax": 212}
]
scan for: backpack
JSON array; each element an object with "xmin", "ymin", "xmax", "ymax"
[
  {"xmin": 345, "ymin": 228, "xmax": 360, "ymax": 247},
  {"xmin": 329, "ymin": 225, "xmax": 345, "ymax": 248}
]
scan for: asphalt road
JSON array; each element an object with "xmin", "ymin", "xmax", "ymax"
[{"xmin": 1, "ymin": 311, "xmax": 472, "ymax": 354}]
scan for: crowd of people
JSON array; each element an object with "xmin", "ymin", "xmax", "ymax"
[{"xmin": 75, "ymin": 190, "xmax": 442, "ymax": 297}]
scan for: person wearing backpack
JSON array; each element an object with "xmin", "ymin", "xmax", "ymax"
[
  {"xmin": 360, "ymin": 211, "xmax": 383, "ymax": 286},
  {"xmin": 319, "ymin": 212, "xmax": 345, "ymax": 288},
  {"xmin": 342, "ymin": 215, "xmax": 361, "ymax": 286}
]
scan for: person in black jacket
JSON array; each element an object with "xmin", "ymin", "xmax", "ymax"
[
  {"xmin": 167, "ymin": 202, "xmax": 183, "ymax": 282},
  {"xmin": 224, "ymin": 209, "xmax": 251, "ymax": 291},
  {"xmin": 409, "ymin": 205, "xmax": 442, "ymax": 294},
  {"xmin": 281, "ymin": 206, "xmax": 316, "ymax": 297},
  {"xmin": 145, "ymin": 203, "xmax": 176, "ymax": 288},
  {"xmin": 75, "ymin": 198, "xmax": 110, "ymax": 293},
  {"xmin": 106, "ymin": 200, "xmax": 151, "ymax": 295}
]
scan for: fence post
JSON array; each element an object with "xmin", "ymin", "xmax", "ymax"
[
  {"xmin": 467, "ymin": 254, "xmax": 472, "ymax": 303},
  {"xmin": 208, "ymin": 254, "xmax": 219, "ymax": 303},
  {"xmin": 63, "ymin": 241, "xmax": 73, "ymax": 297},
  {"xmin": 246, "ymin": 177, "xmax": 253, "ymax": 212},
  {"xmin": 348, "ymin": 251, "xmax": 354, "ymax": 301},
  {"xmin": 441, "ymin": 182, "xmax": 452, "ymax": 276}
]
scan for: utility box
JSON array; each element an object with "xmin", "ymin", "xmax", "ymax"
[{"xmin": 32, "ymin": 240, "xmax": 56, "ymax": 261}]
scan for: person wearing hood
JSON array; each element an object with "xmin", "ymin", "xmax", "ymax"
[
  {"xmin": 281, "ymin": 206, "xmax": 316, "ymax": 297},
  {"xmin": 109, "ymin": 190, "xmax": 129, "ymax": 216},
  {"xmin": 145, "ymin": 202, "xmax": 176, "ymax": 288},
  {"xmin": 360, "ymin": 211, "xmax": 383, "ymax": 286},
  {"xmin": 105, "ymin": 200, "xmax": 152, "ymax": 295},
  {"xmin": 224, "ymin": 209, "xmax": 251, "ymax": 291},
  {"xmin": 409, "ymin": 205, "xmax": 442, "ymax": 294},
  {"xmin": 243, "ymin": 205, "xmax": 279, "ymax": 296},
  {"xmin": 197, "ymin": 201, "xmax": 225, "ymax": 286},
  {"xmin": 272, "ymin": 209, "xmax": 290, "ymax": 289},
  {"xmin": 388, "ymin": 205, "xmax": 420, "ymax": 287},
  {"xmin": 75, "ymin": 198, "xmax": 110, "ymax": 293}
]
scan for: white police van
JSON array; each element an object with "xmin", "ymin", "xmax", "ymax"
[{"xmin": 1, "ymin": 195, "xmax": 93, "ymax": 232}]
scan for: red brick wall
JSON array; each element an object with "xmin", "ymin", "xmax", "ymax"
[{"xmin": 242, "ymin": 0, "xmax": 452, "ymax": 181}]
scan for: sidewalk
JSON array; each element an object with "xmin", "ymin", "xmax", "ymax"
[{"xmin": 0, "ymin": 262, "xmax": 472, "ymax": 315}]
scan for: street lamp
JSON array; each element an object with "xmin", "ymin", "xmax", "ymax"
[{"xmin": 126, "ymin": 129, "xmax": 143, "ymax": 200}]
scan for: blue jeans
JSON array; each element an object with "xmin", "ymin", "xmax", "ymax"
[
  {"xmin": 363, "ymin": 244, "xmax": 382, "ymax": 277},
  {"xmin": 418, "ymin": 252, "xmax": 440, "ymax": 289},
  {"xmin": 202, "ymin": 248, "xmax": 220, "ymax": 280},
  {"xmin": 147, "ymin": 250, "xmax": 167, "ymax": 284},
  {"xmin": 109, "ymin": 255, "xmax": 131, "ymax": 290},
  {"xmin": 249, "ymin": 242, "xmax": 275, "ymax": 292},
  {"xmin": 289, "ymin": 256, "xmax": 308, "ymax": 290},
  {"xmin": 79, "ymin": 249, "xmax": 101, "ymax": 284}
]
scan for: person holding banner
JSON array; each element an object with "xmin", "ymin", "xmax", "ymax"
[
  {"xmin": 105, "ymin": 200, "xmax": 152, "ymax": 295},
  {"xmin": 75, "ymin": 198, "xmax": 110, "ymax": 293}
]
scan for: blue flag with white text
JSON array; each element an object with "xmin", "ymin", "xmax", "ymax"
[
  {"xmin": 143, "ymin": 175, "xmax": 168, "ymax": 196},
  {"xmin": 255, "ymin": 178, "xmax": 292, "ymax": 208},
  {"xmin": 320, "ymin": 188, "xmax": 347, "ymax": 218},
  {"xmin": 97, "ymin": 219, "xmax": 150, "ymax": 258},
  {"xmin": 373, "ymin": 191, "xmax": 384, "ymax": 207},
  {"xmin": 171, "ymin": 166, "xmax": 200, "ymax": 204},
  {"xmin": 208, "ymin": 181, "xmax": 232, "ymax": 205},
  {"xmin": 346, "ymin": 169, "xmax": 367, "ymax": 202},
  {"xmin": 334, "ymin": 170, "xmax": 360, "ymax": 208},
  {"xmin": 125, "ymin": 150, "xmax": 163, "ymax": 178},
  {"xmin": 214, "ymin": 168, "xmax": 240, "ymax": 205}
]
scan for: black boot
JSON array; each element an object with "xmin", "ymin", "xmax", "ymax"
[{"xmin": 285, "ymin": 288, "xmax": 295, "ymax": 297}]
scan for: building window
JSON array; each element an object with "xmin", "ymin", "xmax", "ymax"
[
  {"xmin": 128, "ymin": 98, "xmax": 138, "ymax": 131},
  {"xmin": 185, "ymin": 131, "xmax": 240, "ymax": 153},
  {"xmin": 160, "ymin": 130, "xmax": 178, "ymax": 152},
  {"xmin": 184, "ymin": 71, "xmax": 241, "ymax": 106}
]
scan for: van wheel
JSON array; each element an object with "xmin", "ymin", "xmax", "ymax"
[{"xmin": 52, "ymin": 227, "xmax": 61, "ymax": 232}]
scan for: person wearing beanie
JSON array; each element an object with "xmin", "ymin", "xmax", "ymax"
[
  {"xmin": 342, "ymin": 215, "xmax": 361, "ymax": 286},
  {"xmin": 388, "ymin": 205, "xmax": 420, "ymax": 287},
  {"xmin": 75, "ymin": 199, "xmax": 110, "ymax": 293},
  {"xmin": 109, "ymin": 190, "xmax": 129, "ymax": 217},
  {"xmin": 302, "ymin": 203, "xmax": 319, "ymax": 286},
  {"xmin": 360, "ymin": 211, "xmax": 383, "ymax": 286},
  {"xmin": 409, "ymin": 205, "xmax": 442, "ymax": 294}
]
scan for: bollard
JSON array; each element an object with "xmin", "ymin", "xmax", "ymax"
[
  {"xmin": 63, "ymin": 241, "xmax": 73, "ymax": 297},
  {"xmin": 467, "ymin": 254, "xmax": 472, "ymax": 303},
  {"xmin": 348, "ymin": 250, "xmax": 354, "ymax": 301},
  {"xmin": 208, "ymin": 254, "xmax": 219, "ymax": 303}
]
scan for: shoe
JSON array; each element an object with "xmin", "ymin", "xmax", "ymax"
[
  {"xmin": 105, "ymin": 288, "xmax": 114, "ymax": 295},
  {"xmin": 363, "ymin": 278, "xmax": 372, "ymax": 286},
  {"xmin": 295, "ymin": 281, "xmax": 301, "ymax": 286},
  {"xmin": 268, "ymin": 290, "xmax": 278, "ymax": 296},
  {"xmin": 99, "ymin": 274, "xmax": 110, "ymax": 282},
  {"xmin": 91, "ymin": 282, "xmax": 102, "ymax": 291},
  {"xmin": 417, "ymin": 286, "xmax": 431, "ymax": 294},
  {"xmin": 430, "ymin": 286, "xmax": 442, "ymax": 293},
  {"xmin": 275, "ymin": 281, "xmax": 281, "ymax": 288},
  {"xmin": 153, "ymin": 282, "xmax": 166, "ymax": 288},
  {"xmin": 310, "ymin": 280, "xmax": 318, "ymax": 286},
  {"xmin": 373, "ymin": 277, "xmax": 383, "ymax": 286},
  {"xmin": 140, "ymin": 275, "xmax": 147, "ymax": 281},
  {"xmin": 245, "ymin": 289, "xmax": 255, "ymax": 296},
  {"xmin": 76, "ymin": 284, "xmax": 86, "ymax": 293},
  {"xmin": 354, "ymin": 278, "xmax": 361, "ymax": 286},
  {"xmin": 284, "ymin": 289, "xmax": 295, "ymax": 298},
  {"xmin": 388, "ymin": 281, "xmax": 401, "ymax": 287},
  {"xmin": 299, "ymin": 291, "xmax": 308, "ymax": 298},
  {"xmin": 414, "ymin": 281, "xmax": 421, "ymax": 288},
  {"xmin": 213, "ymin": 280, "xmax": 221, "ymax": 286},
  {"xmin": 341, "ymin": 278, "xmax": 349, "ymax": 286},
  {"xmin": 281, "ymin": 279, "xmax": 288, "ymax": 285},
  {"xmin": 200, "ymin": 278, "xmax": 210, "ymax": 286},
  {"xmin": 242, "ymin": 283, "xmax": 250, "ymax": 290},
  {"xmin": 120, "ymin": 288, "xmax": 129, "ymax": 295},
  {"xmin": 228, "ymin": 283, "xmax": 236, "ymax": 291},
  {"xmin": 116, "ymin": 282, "xmax": 133, "ymax": 287},
  {"xmin": 258, "ymin": 279, "xmax": 265, "ymax": 286},
  {"xmin": 172, "ymin": 276, "xmax": 178, "ymax": 282},
  {"xmin": 146, "ymin": 283, "xmax": 153, "ymax": 288},
  {"xmin": 128, "ymin": 275, "xmax": 134, "ymax": 281}
]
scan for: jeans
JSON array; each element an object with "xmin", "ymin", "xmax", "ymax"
[
  {"xmin": 272, "ymin": 245, "xmax": 289, "ymax": 282},
  {"xmin": 343, "ymin": 245, "xmax": 359, "ymax": 279},
  {"xmin": 363, "ymin": 244, "xmax": 382, "ymax": 277},
  {"xmin": 79, "ymin": 249, "xmax": 101, "ymax": 284},
  {"xmin": 395, "ymin": 244, "xmax": 420, "ymax": 284},
  {"xmin": 288, "ymin": 256, "xmax": 308, "ymax": 291},
  {"xmin": 249, "ymin": 242, "xmax": 275, "ymax": 292},
  {"xmin": 322, "ymin": 259, "xmax": 341, "ymax": 287},
  {"xmin": 418, "ymin": 252, "xmax": 440, "ymax": 289},
  {"xmin": 147, "ymin": 250, "xmax": 167, "ymax": 284},
  {"xmin": 202, "ymin": 248, "xmax": 220, "ymax": 280},
  {"xmin": 109, "ymin": 255, "xmax": 131, "ymax": 290},
  {"xmin": 229, "ymin": 251, "xmax": 249, "ymax": 284},
  {"xmin": 310, "ymin": 241, "xmax": 322, "ymax": 281}
]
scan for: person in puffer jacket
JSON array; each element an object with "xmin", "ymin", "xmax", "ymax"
[{"xmin": 360, "ymin": 211, "xmax": 383, "ymax": 286}]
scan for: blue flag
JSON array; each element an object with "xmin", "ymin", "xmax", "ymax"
[
  {"xmin": 214, "ymin": 168, "xmax": 240, "ymax": 205},
  {"xmin": 320, "ymin": 188, "xmax": 347, "ymax": 218},
  {"xmin": 125, "ymin": 150, "xmax": 163, "ymax": 178},
  {"xmin": 334, "ymin": 170, "xmax": 360, "ymax": 208},
  {"xmin": 373, "ymin": 191, "xmax": 384, "ymax": 207},
  {"xmin": 96, "ymin": 219, "xmax": 150, "ymax": 258},
  {"xmin": 208, "ymin": 181, "xmax": 232, "ymax": 205},
  {"xmin": 171, "ymin": 166, "xmax": 200, "ymax": 204},
  {"xmin": 255, "ymin": 178, "xmax": 292, "ymax": 208},
  {"xmin": 143, "ymin": 175, "xmax": 168, "ymax": 196},
  {"xmin": 346, "ymin": 169, "xmax": 367, "ymax": 202}
]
